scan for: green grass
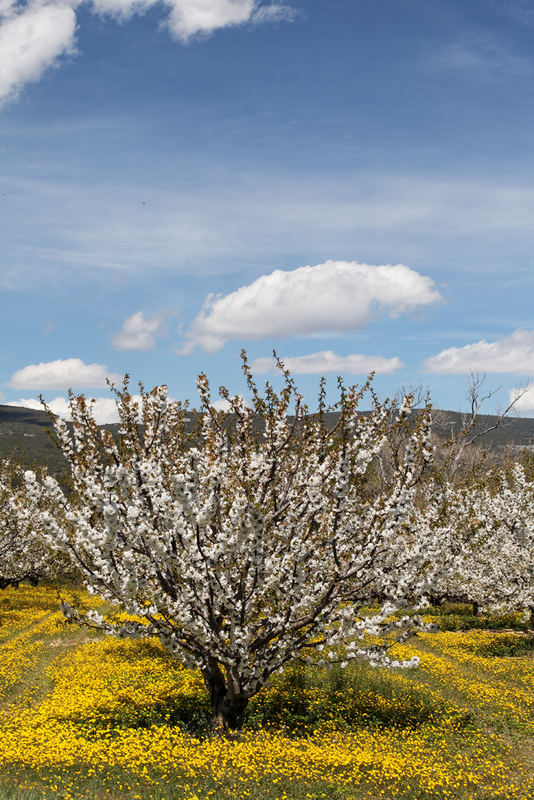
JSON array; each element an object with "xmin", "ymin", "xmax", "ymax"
[{"xmin": 0, "ymin": 588, "xmax": 533, "ymax": 800}]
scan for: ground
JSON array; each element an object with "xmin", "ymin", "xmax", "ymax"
[{"xmin": 0, "ymin": 585, "xmax": 533, "ymax": 800}]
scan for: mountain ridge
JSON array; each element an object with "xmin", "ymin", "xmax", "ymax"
[{"xmin": 2, "ymin": 403, "xmax": 534, "ymax": 476}]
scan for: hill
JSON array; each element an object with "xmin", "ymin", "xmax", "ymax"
[
  {"xmin": 0, "ymin": 405, "xmax": 66, "ymax": 476},
  {"xmin": 0, "ymin": 405, "xmax": 124, "ymax": 477},
  {"xmin": 2, "ymin": 403, "xmax": 534, "ymax": 475}
]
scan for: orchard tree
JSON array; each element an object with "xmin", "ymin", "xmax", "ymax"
[
  {"xmin": 417, "ymin": 464, "xmax": 534, "ymax": 624},
  {"xmin": 0, "ymin": 459, "xmax": 49, "ymax": 589},
  {"xmin": 24, "ymin": 357, "xmax": 443, "ymax": 732}
]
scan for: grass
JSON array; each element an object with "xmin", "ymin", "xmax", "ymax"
[{"xmin": 0, "ymin": 587, "xmax": 532, "ymax": 800}]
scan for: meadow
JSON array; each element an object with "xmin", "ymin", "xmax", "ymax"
[{"xmin": 0, "ymin": 586, "xmax": 532, "ymax": 800}]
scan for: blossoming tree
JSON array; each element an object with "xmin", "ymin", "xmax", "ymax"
[
  {"xmin": 0, "ymin": 460, "xmax": 48, "ymax": 589},
  {"xmin": 24, "ymin": 359, "xmax": 443, "ymax": 731},
  {"xmin": 417, "ymin": 464, "xmax": 534, "ymax": 624}
]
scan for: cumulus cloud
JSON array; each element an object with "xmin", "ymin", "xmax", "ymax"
[
  {"xmin": 180, "ymin": 260, "xmax": 441, "ymax": 354},
  {"xmin": 166, "ymin": 0, "xmax": 255, "ymax": 39},
  {"xmin": 251, "ymin": 350, "xmax": 402, "ymax": 375},
  {"xmin": 5, "ymin": 396, "xmax": 122, "ymax": 424},
  {"xmin": 90, "ymin": 0, "xmax": 297, "ymax": 39},
  {"xmin": 508, "ymin": 384, "xmax": 534, "ymax": 415},
  {"xmin": 89, "ymin": 0, "xmax": 156, "ymax": 21},
  {"xmin": 8, "ymin": 358, "xmax": 122, "ymax": 390},
  {"xmin": 211, "ymin": 394, "xmax": 247, "ymax": 411},
  {"xmin": 423, "ymin": 329, "xmax": 534, "ymax": 374},
  {"xmin": 0, "ymin": 2, "xmax": 77, "ymax": 103},
  {"xmin": 112, "ymin": 310, "xmax": 167, "ymax": 351},
  {"xmin": 0, "ymin": 0, "xmax": 295, "ymax": 103}
]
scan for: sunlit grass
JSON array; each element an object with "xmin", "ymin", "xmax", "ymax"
[{"xmin": 0, "ymin": 586, "xmax": 533, "ymax": 799}]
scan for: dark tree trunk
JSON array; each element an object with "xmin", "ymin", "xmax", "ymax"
[
  {"xmin": 202, "ymin": 658, "xmax": 249, "ymax": 734},
  {"xmin": 529, "ymin": 606, "xmax": 534, "ymax": 632},
  {"xmin": 428, "ymin": 594, "xmax": 442, "ymax": 608},
  {"xmin": 210, "ymin": 689, "xmax": 249, "ymax": 732},
  {"xmin": 472, "ymin": 601, "xmax": 480, "ymax": 617}
]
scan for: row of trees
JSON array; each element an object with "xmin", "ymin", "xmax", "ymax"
[{"xmin": 1, "ymin": 357, "xmax": 533, "ymax": 730}]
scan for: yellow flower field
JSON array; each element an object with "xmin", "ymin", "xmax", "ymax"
[{"xmin": 0, "ymin": 586, "xmax": 533, "ymax": 800}]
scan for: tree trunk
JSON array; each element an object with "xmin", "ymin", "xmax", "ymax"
[
  {"xmin": 211, "ymin": 689, "xmax": 249, "ymax": 733},
  {"xmin": 202, "ymin": 659, "xmax": 249, "ymax": 734},
  {"xmin": 529, "ymin": 606, "xmax": 534, "ymax": 632}
]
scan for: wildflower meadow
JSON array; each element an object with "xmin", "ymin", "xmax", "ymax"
[
  {"xmin": 0, "ymin": 586, "xmax": 533, "ymax": 800},
  {"xmin": 2, "ymin": 366, "xmax": 534, "ymax": 799}
]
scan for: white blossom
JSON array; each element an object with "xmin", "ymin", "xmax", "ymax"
[{"xmin": 19, "ymin": 360, "xmax": 443, "ymax": 730}]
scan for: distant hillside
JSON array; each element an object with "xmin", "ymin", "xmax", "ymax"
[
  {"xmin": 2, "ymin": 404, "xmax": 534, "ymax": 475},
  {"xmin": 0, "ymin": 406, "xmax": 125, "ymax": 477},
  {"xmin": 0, "ymin": 405, "xmax": 67, "ymax": 476},
  {"xmin": 428, "ymin": 410, "xmax": 534, "ymax": 451},
  {"xmin": 309, "ymin": 409, "xmax": 534, "ymax": 452}
]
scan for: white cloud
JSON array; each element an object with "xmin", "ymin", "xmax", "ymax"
[
  {"xmin": 5, "ymin": 396, "xmax": 122, "ymax": 424},
  {"xmin": 508, "ymin": 384, "xmax": 534, "ymax": 415},
  {"xmin": 251, "ymin": 3, "xmax": 296, "ymax": 24},
  {"xmin": 89, "ymin": 0, "xmax": 157, "ymax": 21},
  {"xmin": 0, "ymin": 3, "xmax": 77, "ymax": 103},
  {"xmin": 89, "ymin": 0, "xmax": 257, "ymax": 36},
  {"xmin": 423, "ymin": 329, "xmax": 534, "ymax": 374},
  {"xmin": 251, "ymin": 350, "xmax": 403, "ymax": 375},
  {"xmin": 112, "ymin": 310, "xmax": 167, "ymax": 351},
  {"xmin": 165, "ymin": 0, "xmax": 255, "ymax": 40},
  {"xmin": 0, "ymin": 0, "xmax": 295, "ymax": 104},
  {"xmin": 91, "ymin": 0, "xmax": 298, "ymax": 39},
  {"xmin": 181, "ymin": 260, "xmax": 442, "ymax": 354},
  {"xmin": 8, "ymin": 358, "xmax": 122, "ymax": 390},
  {"xmin": 211, "ymin": 394, "xmax": 247, "ymax": 411},
  {"xmin": 90, "ymin": 0, "xmax": 297, "ymax": 39},
  {"xmin": 0, "ymin": 0, "xmax": 17, "ymax": 15}
]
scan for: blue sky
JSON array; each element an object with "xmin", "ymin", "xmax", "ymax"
[{"xmin": 2, "ymin": 0, "xmax": 534, "ymax": 420}]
